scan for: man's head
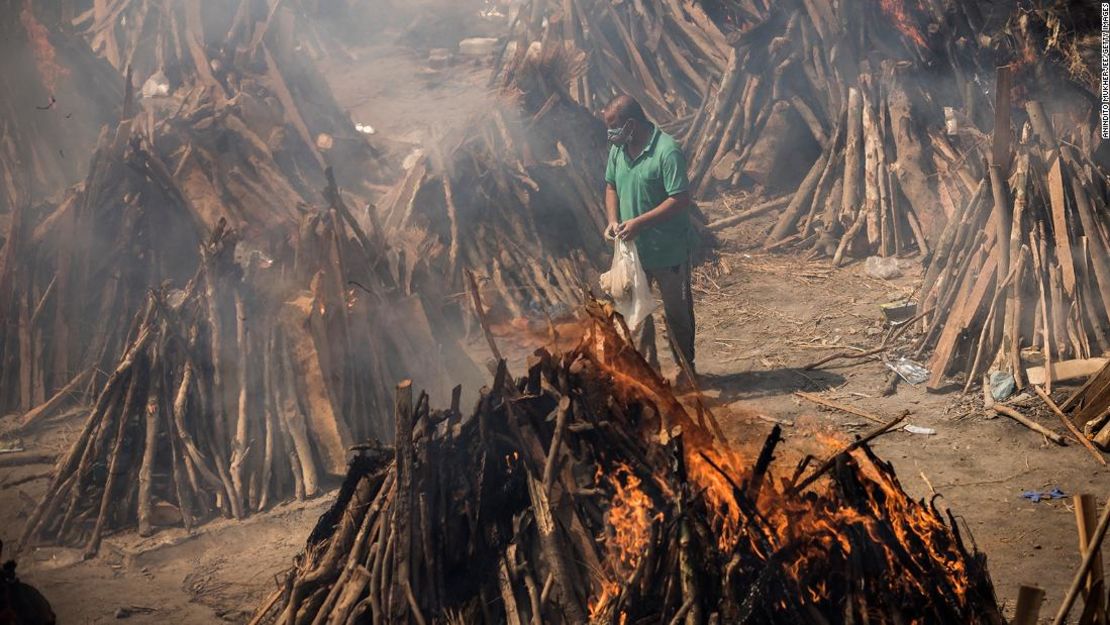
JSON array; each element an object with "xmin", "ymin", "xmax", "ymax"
[{"xmin": 602, "ymin": 96, "xmax": 650, "ymax": 146}]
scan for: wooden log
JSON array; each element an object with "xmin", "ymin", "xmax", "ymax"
[
  {"xmin": 1074, "ymin": 494, "xmax": 1108, "ymax": 625},
  {"xmin": 137, "ymin": 357, "xmax": 162, "ymax": 537},
  {"xmin": 1012, "ymin": 585, "xmax": 1045, "ymax": 625},
  {"xmin": 708, "ymin": 195, "xmax": 791, "ymax": 232},
  {"xmin": 1027, "ymin": 359, "xmax": 1108, "ymax": 386},
  {"xmin": 1065, "ymin": 154, "xmax": 1110, "ymax": 316},
  {"xmin": 0, "ymin": 453, "xmax": 56, "ymax": 468},
  {"xmin": 526, "ymin": 474, "xmax": 587, "ymax": 625},
  {"xmin": 926, "ymin": 249, "xmax": 999, "ymax": 389},
  {"xmin": 1050, "ymin": 498, "xmax": 1110, "ymax": 625},
  {"xmin": 988, "ymin": 66, "xmax": 1013, "ymax": 284},
  {"xmin": 283, "ymin": 295, "xmax": 352, "ymax": 477},
  {"xmin": 1025, "ymin": 101, "xmax": 1058, "ymax": 151},
  {"xmin": 831, "ymin": 212, "xmax": 866, "ymax": 266},
  {"xmin": 887, "ymin": 77, "xmax": 943, "ymax": 239},
  {"xmin": 791, "ymin": 412, "xmax": 908, "ymax": 494},
  {"xmin": 765, "ymin": 153, "xmax": 828, "ymax": 244},
  {"xmin": 231, "ymin": 292, "xmax": 250, "ymax": 516},
  {"xmin": 390, "ymin": 380, "xmax": 415, "ymax": 623},
  {"xmin": 11, "ymin": 368, "xmax": 91, "ymax": 434},
  {"xmin": 85, "ymin": 354, "xmax": 149, "ymax": 558},
  {"xmin": 17, "ymin": 327, "xmax": 140, "ymax": 549},
  {"xmin": 1001, "ymin": 159, "xmax": 1029, "ymax": 386},
  {"xmin": 1033, "ymin": 386, "xmax": 1106, "ymax": 465},
  {"xmin": 689, "ymin": 49, "xmax": 744, "ymax": 185},
  {"xmin": 991, "ymin": 405, "xmax": 1066, "ymax": 445},
  {"xmin": 839, "ymin": 87, "xmax": 863, "ymax": 227},
  {"xmin": 862, "ymin": 87, "xmax": 881, "ymax": 247},
  {"xmin": 277, "ymin": 337, "xmax": 319, "ymax": 498}
]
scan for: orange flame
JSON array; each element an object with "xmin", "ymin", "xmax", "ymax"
[
  {"xmin": 879, "ymin": 0, "xmax": 927, "ymax": 48},
  {"xmin": 20, "ymin": 1, "xmax": 69, "ymax": 94},
  {"xmin": 575, "ymin": 303, "xmax": 979, "ymax": 615},
  {"xmin": 589, "ymin": 464, "xmax": 662, "ymax": 619}
]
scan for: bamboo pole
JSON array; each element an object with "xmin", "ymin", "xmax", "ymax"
[{"xmin": 1051, "ymin": 497, "xmax": 1110, "ymax": 625}]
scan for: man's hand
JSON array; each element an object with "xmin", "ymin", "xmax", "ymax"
[
  {"xmin": 604, "ymin": 221, "xmax": 620, "ymax": 240},
  {"xmin": 616, "ymin": 217, "xmax": 643, "ymax": 241}
]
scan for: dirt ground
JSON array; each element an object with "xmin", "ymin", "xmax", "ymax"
[{"xmin": 2, "ymin": 14, "xmax": 1108, "ymax": 625}]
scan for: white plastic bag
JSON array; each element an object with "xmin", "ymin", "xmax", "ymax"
[{"xmin": 599, "ymin": 238, "xmax": 656, "ymax": 330}]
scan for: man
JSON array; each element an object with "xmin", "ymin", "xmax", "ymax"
[{"xmin": 602, "ymin": 95, "xmax": 697, "ymax": 385}]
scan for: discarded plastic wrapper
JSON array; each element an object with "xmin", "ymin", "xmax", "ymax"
[
  {"xmin": 903, "ymin": 424, "xmax": 936, "ymax": 435},
  {"xmin": 886, "ymin": 357, "xmax": 929, "ymax": 385},
  {"xmin": 599, "ymin": 237, "xmax": 656, "ymax": 331}
]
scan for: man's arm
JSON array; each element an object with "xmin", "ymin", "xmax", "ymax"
[
  {"xmin": 631, "ymin": 191, "xmax": 689, "ymax": 227},
  {"xmin": 605, "ymin": 183, "xmax": 620, "ymax": 238},
  {"xmin": 617, "ymin": 191, "xmax": 689, "ymax": 239}
]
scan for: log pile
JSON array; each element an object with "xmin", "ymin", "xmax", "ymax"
[
  {"xmin": 0, "ymin": 81, "xmax": 324, "ymax": 419},
  {"xmin": 5, "ymin": 2, "xmax": 487, "ymax": 545},
  {"xmin": 491, "ymin": 0, "xmax": 748, "ymax": 127},
  {"xmin": 684, "ymin": 0, "xmax": 1001, "ymax": 263},
  {"xmin": 17, "ymin": 202, "xmax": 481, "ymax": 554},
  {"xmin": 0, "ymin": 1, "xmax": 123, "ymax": 214},
  {"xmin": 0, "ymin": 0, "xmax": 411, "ymax": 420},
  {"xmin": 913, "ymin": 99, "xmax": 1110, "ymax": 392},
  {"xmin": 377, "ymin": 46, "xmax": 609, "ymax": 320},
  {"xmin": 1063, "ymin": 360, "xmax": 1110, "ymax": 451},
  {"xmin": 250, "ymin": 300, "xmax": 1005, "ymax": 625},
  {"xmin": 71, "ymin": 0, "xmax": 396, "ymax": 193}
]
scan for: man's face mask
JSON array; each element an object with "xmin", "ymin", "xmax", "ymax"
[{"xmin": 607, "ymin": 119, "xmax": 633, "ymax": 146}]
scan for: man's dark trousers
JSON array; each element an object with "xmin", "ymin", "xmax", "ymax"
[{"xmin": 633, "ymin": 260, "xmax": 695, "ymax": 373}]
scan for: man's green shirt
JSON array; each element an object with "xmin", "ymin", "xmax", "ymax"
[{"xmin": 605, "ymin": 125, "xmax": 692, "ymax": 270}]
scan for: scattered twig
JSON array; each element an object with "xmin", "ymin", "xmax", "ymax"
[{"xmin": 794, "ymin": 391, "xmax": 885, "ymax": 425}]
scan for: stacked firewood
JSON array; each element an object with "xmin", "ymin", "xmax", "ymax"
[
  {"xmin": 5, "ymin": 2, "xmax": 487, "ymax": 545},
  {"xmin": 1064, "ymin": 360, "xmax": 1110, "ymax": 450},
  {"xmin": 491, "ymin": 0, "xmax": 747, "ymax": 127},
  {"xmin": 378, "ymin": 46, "xmax": 608, "ymax": 320},
  {"xmin": 686, "ymin": 0, "xmax": 994, "ymax": 262},
  {"xmin": 0, "ymin": 82, "xmax": 324, "ymax": 420},
  {"xmin": 915, "ymin": 96, "xmax": 1110, "ymax": 392},
  {"xmin": 250, "ymin": 301, "xmax": 1005, "ymax": 625},
  {"xmin": 71, "ymin": 0, "xmax": 395, "ymax": 193},
  {"xmin": 0, "ymin": 1, "xmax": 123, "ymax": 214},
  {"xmin": 18, "ymin": 198, "xmax": 481, "ymax": 554},
  {"xmin": 0, "ymin": 0, "xmax": 406, "ymax": 420}
]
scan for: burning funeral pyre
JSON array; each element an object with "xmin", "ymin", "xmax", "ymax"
[{"xmin": 251, "ymin": 301, "xmax": 1005, "ymax": 625}]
